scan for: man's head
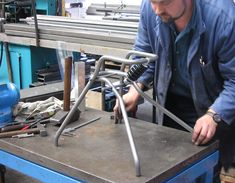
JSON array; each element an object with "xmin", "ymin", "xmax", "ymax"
[{"xmin": 150, "ymin": 0, "xmax": 189, "ymax": 23}]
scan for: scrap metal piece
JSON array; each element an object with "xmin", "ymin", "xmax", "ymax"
[
  {"xmin": 62, "ymin": 117, "xmax": 101, "ymax": 134},
  {"xmin": 50, "ymin": 108, "xmax": 80, "ymax": 126},
  {"xmin": 61, "ymin": 132, "xmax": 75, "ymax": 137}
]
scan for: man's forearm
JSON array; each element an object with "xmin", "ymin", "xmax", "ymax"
[{"xmin": 128, "ymin": 82, "xmax": 144, "ymax": 99}]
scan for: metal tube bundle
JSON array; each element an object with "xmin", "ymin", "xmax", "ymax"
[{"xmin": 4, "ymin": 15, "xmax": 138, "ymax": 49}]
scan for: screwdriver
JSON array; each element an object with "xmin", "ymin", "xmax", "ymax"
[{"xmin": 21, "ymin": 119, "xmax": 42, "ymax": 131}]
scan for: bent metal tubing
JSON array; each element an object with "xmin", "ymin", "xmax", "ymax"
[
  {"xmin": 117, "ymin": 51, "xmax": 158, "ymax": 123},
  {"xmin": 54, "ymin": 51, "xmax": 156, "ymax": 176},
  {"xmin": 132, "ymin": 81, "xmax": 194, "ymax": 133},
  {"xmin": 98, "ymin": 76, "xmax": 141, "ymax": 177}
]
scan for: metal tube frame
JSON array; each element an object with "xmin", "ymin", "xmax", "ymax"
[
  {"xmin": 98, "ymin": 76, "xmax": 141, "ymax": 176},
  {"xmin": 117, "ymin": 50, "xmax": 157, "ymax": 123},
  {"xmin": 54, "ymin": 50, "xmax": 193, "ymax": 177},
  {"xmin": 54, "ymin": 51, "xmax": 156, "ymax": 177}
]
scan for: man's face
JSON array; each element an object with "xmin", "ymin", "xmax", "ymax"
[{"xmin": 151, "ymin": 0, "xmax": 186, "ymax": 23}]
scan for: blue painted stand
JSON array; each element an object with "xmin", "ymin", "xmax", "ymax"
[
  {"xmin": 167, "ymin": 151, "xmax": 219, "ymax": 183},
  {"xmin": 0, "ymin": 150, "xmax": 218, "ymax": 183},
  {"xmin": 0, "ymin": 150, "xmax": 84, "ymax": 183}
]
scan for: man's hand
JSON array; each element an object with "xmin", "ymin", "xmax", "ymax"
[
  {"xmin": 192, "ymin": 114, "xmax": 218, "ymax": 145},
  {"xmin": 113, "ymin": 83, "xmax": 144, "ymax": 118}
]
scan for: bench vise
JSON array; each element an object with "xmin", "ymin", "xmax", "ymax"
[{"xmin": 0, "ymin": 83, "xmax": 20, "ymax": 127}]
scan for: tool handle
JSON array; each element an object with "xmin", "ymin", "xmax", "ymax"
[
  {"xmin": 21, "ymin": 119, "xmax": 40, "ymax": 131},
  {"xmin": 0, "ymin": 128, "xmax": 40, "ymax": 138},
  {"xmin": 0, "ymin": 124, "xmax": 26, "ymax": 133}
]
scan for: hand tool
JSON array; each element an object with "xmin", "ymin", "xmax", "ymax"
[
  {"xmin": 12, "ymin": 133, "xmax": 35, "ymax": 138},
  {"xmin": 0, "ymin": 118, "xmax": 50, "ymax": 132},
  {"xmin": 0, "ymin": 83, "xmax": 20, "ymax": 127},
  {"xmin": 37, "ymin": 123, "xmax": 47, "ymax": 137},
  {"xmin": 0, "ymin": 124, "xmax": 27, "ymax": 133},
  {"xmin": 62, "ymin": 117, "xmax": 101, "ymax": 135},
  {"xmin": 21, "ymin": 118, "xmax": 42, "ymax": 131},
  {"xmin": 0, "ymin": 125, "xmax": 47, "ymax": 138}
]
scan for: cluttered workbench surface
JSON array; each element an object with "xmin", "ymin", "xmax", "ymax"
[{"xmin": 0, "ymin": 108, "xmax": 218, "ymax": 183}]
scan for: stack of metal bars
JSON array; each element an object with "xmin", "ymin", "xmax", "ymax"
[
  {"xmin": 29, "ymin": 64, "xmax": 62, "ymax": 87},
  {"xmin": 4, "ymin": 15, "xmax": 138, "ymax": 49},
  {"xmin": 87, "ymin": 3, "xmax": 140, "ymax": 14}
]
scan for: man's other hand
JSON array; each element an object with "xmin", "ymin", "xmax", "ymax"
[
  {"xmin": 192, "ymin": 114, "xmax": 217, "ymax": 145},
  {"xmin": 113, "ymin": 83, "xmax": 144, "ymax": 118}
]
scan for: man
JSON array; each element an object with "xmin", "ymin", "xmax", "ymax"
[{"xmin": 114, "ymin": 0, "xmax": 235, "ymax": 169}]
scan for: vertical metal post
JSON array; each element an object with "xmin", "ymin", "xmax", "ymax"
[
  {"xmin": 1, "ymin": 0, "xmax": 5, "ymax": 19},
  {"xmin": 4, "ymin": 42, "xmax": 13, "ymax": 82},
  {"xmin": 31, "ymin": 0, "xmax": 40, "ymax": 47},
  {"xmin": 63, "ymin": 57, "xmax": 72, "ymax": 111},
  {"xmin": 100, "ymin": 61, "xmax": 105, "ymax": 111},
  {"xmin": 74, "ymin": 61, "xmax": 86, "ymax": 112}
]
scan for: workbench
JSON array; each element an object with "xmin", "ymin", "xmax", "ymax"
[{"xmin": 0, "ymin": 108, "xmax": 218, "ymax": 183}]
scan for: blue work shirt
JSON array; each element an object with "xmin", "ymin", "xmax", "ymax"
[
  {"xmin": 135, "ymin": 0, "xmax": 235, "ymax": 125},
  {"xmin": 165, "ymin": 3, "xmax": 198, "ymax": 125},
  {"xmin": 168, "ymin": 1, "xmax": 197, "ymax": 98},
  {"xmin": 168, "ymin": 22, "xmax": 194, "ymax": 98}
]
